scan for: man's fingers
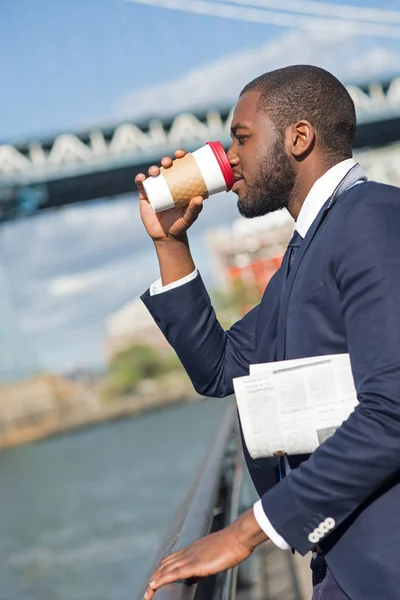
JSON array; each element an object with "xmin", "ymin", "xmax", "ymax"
[
  {"xmin": 144, "ymin": 553, "xmax": 195, "ymax": 599},
  {"xmin": 144, "ymin": 563, "xmax": 190, "ymax": 598},
  {"xmin": 135, "ymin": 173, "xmax": 145, "ymax": 187},
  {"xmin": 182, "ymin": 196, "xmax": 204, "ymax": 225},
  {"xmin": 144, "ymin": 584, "xmax": 156, "ymax": 600},
  {"xmin": 186, "ymin": 195, "xmax": 204, "ymax": 214},
  {"xmin": 150, "ymin": 557, "xmax": 184, "ymax": 585},
  {"xmin": 153, "ymin": 150, "xmax": 186, "ymax": 171},
  {"xmin": 148, "ymin": 165, "xmax": 160, "ymax": 177},
  {"xmin": 160, "ymin": 155, "xmax": 173, "ymax": 169},
  {"xmin": 135, "ymin": 173, "xmax": 149, "ymax": 201},
  {"xmin": 159, "ymin": 549, "xmax": 184, "ymax": 567}
]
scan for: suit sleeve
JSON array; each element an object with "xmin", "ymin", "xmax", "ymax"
[
  {"xmin": 141, "ymin": 272, "xmax": 260, "ymax": 397},
  {"xmin": 260, "ymin": 185, "xmax": 400, "ymax": 555}
]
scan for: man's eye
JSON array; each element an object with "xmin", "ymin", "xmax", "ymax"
[{"xmin": 237, "ymin": 136, "xmax": 247, "ymax": 146}]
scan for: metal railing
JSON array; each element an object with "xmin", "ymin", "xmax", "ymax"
[
  {"xmin": 137, "ymin": 403, "xmax": 308, "ymax": 600},
  {"xmin": 137, "ymin": 404, "xmax": 246, "ymax": 600}
]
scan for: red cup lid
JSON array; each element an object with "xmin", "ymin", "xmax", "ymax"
[{"xmin": 207, "ymin": 141, "xmax": 235, "ymax": 191}]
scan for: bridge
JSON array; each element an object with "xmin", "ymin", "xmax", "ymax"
[{"xmin": 0, "ymin": 76, "xmax": 400, "ymax": 222}]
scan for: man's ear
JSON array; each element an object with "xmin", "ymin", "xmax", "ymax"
[{"xmin": 287, "ymin": 120, "xmax": 315, "ymax": 159}]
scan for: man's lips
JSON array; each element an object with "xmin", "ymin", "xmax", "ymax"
[{"xmin": 232, "ymin": 177, "xmax": 244, "ymax": 192}]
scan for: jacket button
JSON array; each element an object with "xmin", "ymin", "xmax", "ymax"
[
  {"xmin": 317, "ymin": 523, "xmax": 329, "ymax": 535},
  {"xmin": 325, "ymin": 518, "xmax": 335, "ymax": 530},
  {"xmin": 308, "ymin": 532, "xmax": 320, "ymax": 544}
]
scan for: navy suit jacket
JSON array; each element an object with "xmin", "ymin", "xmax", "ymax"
[{"xmin": 142, "ymin": 181, "xmax": 400, "ymax": 599}]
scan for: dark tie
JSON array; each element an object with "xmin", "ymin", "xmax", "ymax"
[
  {"xmin": 288, "ymin": 229, "xmax": 303, "ymax": 273},
  {"xmin": 277, "ymin": 228, "xmax": 304, "ymax": 489}
]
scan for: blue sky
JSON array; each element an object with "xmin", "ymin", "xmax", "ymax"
[
  {"xmin": 1, "ymin": 0, "xmax": 400, "ymax": 376},
  {"xmin": 2, "ymin": 0, "xmax": 400, "ymax": 141},
  {"xmin": 1, "ymin": 0, "xmax": 285, "ymax": 141}
]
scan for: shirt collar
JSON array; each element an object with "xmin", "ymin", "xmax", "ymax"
[{"xmin": 295, "ymin": 158, "xmax": 357, "ymax": 238}]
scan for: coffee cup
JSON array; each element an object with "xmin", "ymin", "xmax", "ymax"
[{"xmin": 142, "ymin": 141, "xmax": 235, "ymax": 213}]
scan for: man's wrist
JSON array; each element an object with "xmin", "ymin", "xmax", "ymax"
[
  {"xmin": 233, "ymin": 508, "xmax": 269, "ymax": 550},
  {"xmin": 153, "ymin": 232, "xmax": 189, "ymax": 246},
  {"xmin": 153, "ymin": 234, "xmax": 195, "ymax": 287}
]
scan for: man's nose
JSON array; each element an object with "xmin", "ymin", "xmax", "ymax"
[{"xmin": 226, "ymin": 145, "xmax": 239, "ymax": 167}]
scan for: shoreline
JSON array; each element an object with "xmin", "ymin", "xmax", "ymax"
[
  {"xmin": 33, "ymin": 393, "xmax": 201, "ymax": 447},
  {"xmin": 0, "ymin": 373, "xmax": 201, "ymax": 450}
]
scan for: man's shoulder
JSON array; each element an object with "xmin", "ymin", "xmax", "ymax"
[
  {"xmin": 331, "ymin": 180, "xmax": 400, "ymax": 250},
  {"xmin": 336, "ymin": 180, "xmax": 400, "ymax": 219},
  {"xmin": 347, "ymin": 179, "xmax": 399, "ymax": 199},
  {"xmin": 358, "ymin": 180, "xmax": 399, "ymax": 193}
]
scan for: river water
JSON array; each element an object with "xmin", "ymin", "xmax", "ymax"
[{"xmin": 0, "ymin": 397, "xmax": 231, "ymax": 600}]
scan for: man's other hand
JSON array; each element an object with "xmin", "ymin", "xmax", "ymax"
[{"xmin": 143, "ymin": 509, "xmax": 268, "ymax": 599}]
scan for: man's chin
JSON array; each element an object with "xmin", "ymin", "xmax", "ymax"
[
  {"xmin": 237, "ymin": 196, "xmax": 280, "ymax": 219},
  {"xmin": 237, "ymin": 198, "xmax": 256, "ymax": 219}
]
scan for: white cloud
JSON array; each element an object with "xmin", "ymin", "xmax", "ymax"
[
  {"xmin": 48, "ymin": 270, "xmax": 107, "ymax": 297},
  {"xmin": 116, "ymin": 29, "xmax": 400, "ymax": 120},
  {"xmin": 22, "ymin": 311, "xmax": 72, "ymax": 334},
  {"xmin": 345, "ymin": 47, "xmax": 400, "ymax": 80}
]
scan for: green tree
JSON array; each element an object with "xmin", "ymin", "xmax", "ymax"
[{"xmin": 102, "ymin": 343, "xmax": 182, "ymax": 401}]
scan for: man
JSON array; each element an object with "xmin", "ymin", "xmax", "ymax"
[{"xmin": 137, "ymin": 65, "xmax": 400, "ymax": 600}]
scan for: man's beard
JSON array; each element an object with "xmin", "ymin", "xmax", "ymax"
[{"xmin": 237, "ymin": 140, "xmax": 296, "ymax": 219}]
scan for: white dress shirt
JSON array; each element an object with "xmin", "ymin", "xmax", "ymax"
[{"xmin": 149, "ymin": 158, "xmax": 360, "ymax": 550}]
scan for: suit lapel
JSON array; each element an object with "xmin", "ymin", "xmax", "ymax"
[
  {"xmin": 275, "ymin": 163, "xmax": 366, "ymax": 361},
  {"xmin": 275, "ymin": 203, "xmax": 329, "ymax": 360}
]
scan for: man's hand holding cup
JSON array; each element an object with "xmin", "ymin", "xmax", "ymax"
[
  {"xmin": 136, "ymin": 142, "xmax": 235, "ymax": 242},
  {"xmin": 136, "ymin": 149, "xmax": 205, "ymax": 243}
]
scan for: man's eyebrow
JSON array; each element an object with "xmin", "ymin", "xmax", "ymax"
[{"xmin": 230, "ymin": 122, "xmax": 250, "ymax": 135}]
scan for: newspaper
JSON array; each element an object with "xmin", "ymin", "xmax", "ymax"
[{"xmin": 233, "ymin": 354, "xmax": 358, "ymax": 459}]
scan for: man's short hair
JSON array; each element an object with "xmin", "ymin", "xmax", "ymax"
[{"xmin": 241, "ymin": 65, "xmax": 356, "ymax": 158}]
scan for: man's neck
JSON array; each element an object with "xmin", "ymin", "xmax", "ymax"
[{"xmin": 287, "ymin": 157, "xmax": 350, "ymax": 220}]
